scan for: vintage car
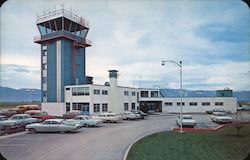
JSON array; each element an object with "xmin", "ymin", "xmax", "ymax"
[
  {"xmin": 206, "ymin": 108, "xmax": 231, "ymax": 114},
  {"xmin": 92, "ymin": 113, "xmax": 120, "ymax": 123},
  {"xmin": 26, "ymin": 119, "xmax": 82, "ymax": 133},
  {"xmin": 176, "ymin": 115, "xmax": 196, "ymax": 127},
  {"xmin": 237, "ymin": 106, "xmax": 250, "ymax": 111},
  {"xmin": 64, "ymin": 115, "xmax": 103, "ymax": 127},
  {"xmin": 9, "ymin": 114, "xmax": 40, "ymax": 125},
  {"xmin": 11, "ymin": 105, "xmax": 41, "ymax": 114},
  {"xmin": 211, "ymin": 112, "xmax": 233, "ymax": 124},
  {"xmin": 0, "ymin": 109, "xmax": 17, "ymax": 118},
  {"xmin": 25, "ymin": 110, "xmax": 54, "ymax": 121},
  {"xmin": 131, "ymin": 110, "xmax": 148, "ymax": 119},
  {"xmin": 122, "ymin": 111, "xmax": 141, "ymax": 120},
  {"xmin": 63, "ymin": 110, "xmax": 82, "ymax": 119},
  {"xmin": 0, "ymin": 115, "xmax": 20, "ymax": 135}
]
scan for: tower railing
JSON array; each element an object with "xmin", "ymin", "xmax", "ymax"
[
  {"xmin": 37, "ymin": 9, "xmax": 89, "ymax": 28},
  {"xmin": 34, "ymin": 30, "xmax": 92, "ymax": 46}
]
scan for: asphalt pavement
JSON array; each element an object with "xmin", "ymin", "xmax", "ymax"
[{"xmin": 0, "ymin": 114, "xmax": 231, "ymax": 160}]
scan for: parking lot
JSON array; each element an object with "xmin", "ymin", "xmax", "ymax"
[{"xmin": 0, "ymin": 113, "xmax": 248, "ymax": 160}]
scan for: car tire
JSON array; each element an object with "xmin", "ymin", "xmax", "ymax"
[{"xmin": 29, "ymin": 128, "xmax": 36, "ymax": 134}]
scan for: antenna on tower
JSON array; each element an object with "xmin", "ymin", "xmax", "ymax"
[{"xmin": 61, "ymin": 3, "xmax": 64, "ymax": 9}]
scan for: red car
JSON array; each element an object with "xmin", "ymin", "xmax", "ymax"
[{"xmin": 25, "ymin": 110, "xmax": 54, "ymax": 121}]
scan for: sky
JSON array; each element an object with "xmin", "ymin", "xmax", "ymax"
[{"xmin": 0, "ymin": 0, "xmax": 249, "ymax": 91}]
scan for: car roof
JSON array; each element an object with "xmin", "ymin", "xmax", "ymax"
[
  {"xmin": 44, "ymin": 119, "xmax": 63, "ymax": 122},
  {"xmin": 0, "ymin": 115, "xmax": 7, "ymax": 118},
  {"xmin": 75, "ymin": 115, "xmax": 89, "ymax": 118},
  {"xmin": 13, "ymin": 114, "xmax": 30, "ymax": 116},
  {"xmin": 25, "ymin": 110, "xmax": 43, "ymax": 113}
]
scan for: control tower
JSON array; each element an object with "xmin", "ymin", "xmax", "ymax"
[{"xmin": 34, "ymin": 8, "xmax": 91, "ymax": 103}]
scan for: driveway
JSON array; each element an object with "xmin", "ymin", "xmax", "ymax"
[{"xmin": 0, "ymin": 114, "xmax": 213, "ymax": 160}]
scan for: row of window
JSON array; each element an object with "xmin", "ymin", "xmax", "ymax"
[
  {"xmin": 70, "ymin": 88, "xmax": 137, "ymax": 97},
  {"xmin": 71, "ymin": 87, "xmax": 90, "ymax": 96},
  {"xmin": 164, "ymin": 102, "xmax": 224, "ymax": 106},
  {"xmin": 93, "ymin": 103, "xmax": 108, "ymax": 112},
  {"xmin": 94, "ymin": 89, "xmax": 108, "ymax": 95},
  {"xmin": 141, "ymin": 91, "xmax": 159, "ymax": 98},
  {"xmin": 124, "ymin": 103, "xmax": 136, "ymax": 111},
  {"xmin": 42, "ymin": 45, "xmax": 47, "ymax": 100}
]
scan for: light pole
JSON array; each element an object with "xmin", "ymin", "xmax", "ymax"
[{"xmin": 162, "ymin": 60, "xmax": 183, "ymax": 133}]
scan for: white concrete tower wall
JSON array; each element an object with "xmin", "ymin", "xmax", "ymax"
[{"xmin": 56, "ymin": 40, "xmax": 61, "ymax": 102}]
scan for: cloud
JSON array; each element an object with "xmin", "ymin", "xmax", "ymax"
[
  {"xmin": 0, "ymin": 64, "xmax": 40, "ymax": 89},
  {"xmin": 0, "ymin": 0, "xmax": 249, "ymax": 91}
]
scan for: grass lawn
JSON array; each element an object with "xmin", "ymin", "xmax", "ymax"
[{"xmin": 127, "ymin": 125, "xmax": 250, "ymax": 160}]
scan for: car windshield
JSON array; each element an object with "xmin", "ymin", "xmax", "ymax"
[
  {"xmin": 0, "ymin": 117, "xmax": 7, "ymax": 121},
  {"xmin": 183, "ymin": 116, "xmax": 192, "ymax": 119}
]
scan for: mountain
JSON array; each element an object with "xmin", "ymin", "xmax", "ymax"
[
  {"xmin": 0, "ymin": 86, "xmax": 41, "ymax": 102},
  {"xmin": 0, "ymin": 86, "xmax": 249, "ymax": 102}
]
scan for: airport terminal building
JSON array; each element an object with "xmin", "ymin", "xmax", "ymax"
[{"xmin": 35, "ymin": 8, "xmax": 237, "ymax": 116}]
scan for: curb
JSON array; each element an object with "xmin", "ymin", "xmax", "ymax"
[
  {"xmin": 123, "ymin": 131, "xmax": 166, "ymax": 160},
  {"xmin": 172, "ymin": 122, "xmax": 250, "ymax": 132},
  {"xmin": 0, "ymin": 131, "xmax": 28, "ymax": 140}
]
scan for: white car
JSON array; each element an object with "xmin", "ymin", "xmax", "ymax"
[
  {"xmin": 65, "ymin": 115, "xmax": 103, "ymax": 127},
  {"xmin": 122, "ymin": 111, "xmax": 141, "ymax": 120},
  {"xmin": 92, "ymin": 113, "xmax": 120, "ymax": 123},
  {"xmin": 211, "ymin": 112, "xmax": 233, "ymax": 124},
  {"xmin": 176, "ymin": 115, "xmax": 196, "ymax": 127}
]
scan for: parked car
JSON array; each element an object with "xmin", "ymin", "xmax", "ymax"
[
  {"xmin": 26, "ymin": 119, "xmax": 82, "ymax": 133},
  {"xmin": 25, "ymin": 110, "xmax": 54, "ymax": 121},
  {"xmin": 176, "ymin": 115, "xmax": 196, "ymax": 127},
  {"xmin": 122, "ymin": 111, "xmax": 141, "ymax": 120},
  {"xmin": 131, "ymin": 110, "xmax": 148, "ymax": 119},
  {"xmin": 63, "ymin": 110, "xmax": 82, "ymax": 119},
  {"xmin": 0, "ymin": 115, "xmax": 20, "ymax": 135},
  {"xmin": 64, "ymin": 115, "xmax": 103, "ymax": 127},
  {"xmin": 11, "ymin": 105, "xmax": 41, "ymax": 114},
  {"xmin": 92, "ymin": 113, "xmax": 120, "ymax": 123},
  {"xmin": 206, "ymin": 108, "xmax": 231, "ymax": 114},
  {"xmin": 9, "ymin": 114, "xmax": 40, "ymax": 125},
  {"xmin": 0, "ymin": 109, "xmax": 17, "ymax": 118},
  {"xmin": 211, "ymin": 112, "xmax": 233, "ymax": 124},
  {"xmin": 237, "ymin": 106, "xmax": 250, "ymax": 111}
]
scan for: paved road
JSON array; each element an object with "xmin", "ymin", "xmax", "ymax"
[{"xmin": 0, "ymin": 114, "xmax": 225, "ymax": 160}]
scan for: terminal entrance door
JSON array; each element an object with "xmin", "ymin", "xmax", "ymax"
[
  {"xmin": 82, "ymin": 104, "xmax": 90, "ymax": 115},
  {"xmin": 139, "ymin": 101, "xmax": 162, "ymax": 113},
  {"xmin": 72, "ymin": 103, "xmax": 89, "ymax": 115}
]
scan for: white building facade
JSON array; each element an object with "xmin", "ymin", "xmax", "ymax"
[{"xmin": 42, "ymin": 70, "xmax": 237, "ymax": 116}]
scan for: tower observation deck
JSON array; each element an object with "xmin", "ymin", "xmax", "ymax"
[{"xmin": 34, "ymin": 8, "xmax": 91, "ymax": 103}]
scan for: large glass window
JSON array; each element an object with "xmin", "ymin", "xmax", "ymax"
[
  {"xmin": 102, "ymin": 103, "xmax": 108, "ymax": 112},
  {"xmin": 131, "ymin": 103, "xmax": 136, "ymax": 110},
  {"xmin": 141, "ymin": 91, "xmax": 149, "ymax": 97},
  {"xmin": 151, "ymin": 91, "xmax": 159, "ymax": 98},
  {"xmin": 94, "ymin": 104, "xmax": 100, "ymax": 112},
  {"xmin": 124, "ymin": 103, "xmax": 129, "ymax": 111},
  {"xmin": 94, "ymin": 89, "xmax": 100, "ymax": 95},
  {"xmin": 66, "ymin": 103, "xmax": 70, "ymax": 112},
  {"xmin": 72, "ymin": 87, "xmax": 89, "ymax": 96},
  {"xmin": 124, "ymin": 91, "xmax": 129, "ymax": 96}
]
